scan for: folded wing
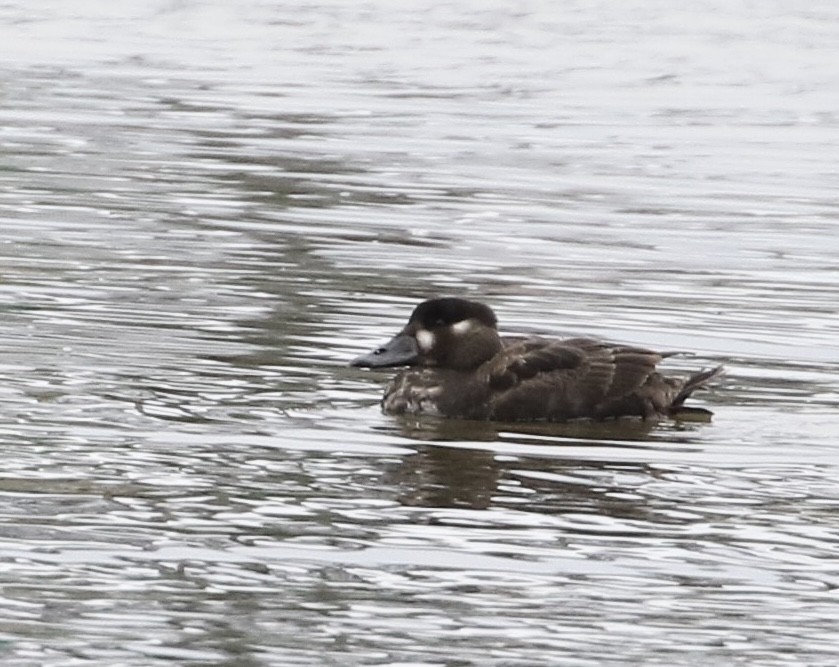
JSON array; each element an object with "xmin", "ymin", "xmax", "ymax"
[{"xmin": 486, "ymin": 337, "xmax": 665, "ymax": 421}]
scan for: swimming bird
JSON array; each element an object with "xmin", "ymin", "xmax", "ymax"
[{"xmin": 350, "ymin": 297, "xmax": 723, "ymax": 422}]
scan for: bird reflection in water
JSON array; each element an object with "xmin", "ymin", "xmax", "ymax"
[{"xmin": 376, "ymin": 416, "xmax": 703, "ymax": 518}]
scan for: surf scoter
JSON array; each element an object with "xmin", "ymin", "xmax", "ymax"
[{"xmin": 351, "ymin": 297, "xmax": 723, "ymax": 422}]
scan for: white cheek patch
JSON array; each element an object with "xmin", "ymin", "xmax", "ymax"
[
  {"xmin": 415, "ymin": 329, "xmax": 436, "ymax": 352},
  {"xmin": 451, "ymin": 319, "xmax": 473, "ymax": 335}
]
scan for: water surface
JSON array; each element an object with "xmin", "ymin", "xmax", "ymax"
[{"xmin": 2, "ymin": 1, "xmax": 839, "ymax": 665}]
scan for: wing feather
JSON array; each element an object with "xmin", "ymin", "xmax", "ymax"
[{"xmin": 485, "ymin": 337, "xmax": 664, "ymax": 420}]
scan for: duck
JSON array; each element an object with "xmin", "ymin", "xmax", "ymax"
[{"xmin": 350, "ymin": 297, "xmax": 723, "ymax": 422}]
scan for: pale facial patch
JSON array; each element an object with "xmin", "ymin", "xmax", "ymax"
[
  {"xmin": 451, "ymin": 319, "xmax": 474, "ymax": 335},
  {"xmin": 415, "ymin": 328, "xmax": 435, "ymax": 352}
]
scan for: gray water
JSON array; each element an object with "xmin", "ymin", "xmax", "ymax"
[{"xmin": 2, "ymin": 1, "xmax": 839, "ymax": 665}]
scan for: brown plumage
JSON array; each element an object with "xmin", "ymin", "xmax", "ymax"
[{"xmin": 350, "ymin": 298, "xmax": 723, "ymax": 422}]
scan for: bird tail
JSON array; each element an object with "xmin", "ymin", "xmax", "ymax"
[{"xmin": 669, "ymin": 365, "xmax": 725, "ymax": 416}]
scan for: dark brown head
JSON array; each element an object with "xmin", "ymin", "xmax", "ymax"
[{"xmin": 350, "ymin": 297, "xmax": 503, "ymax": 371}]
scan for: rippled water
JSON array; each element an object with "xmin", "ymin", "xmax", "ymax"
[{"xmin": 2, "ymin": 1, "xmax": 839, "ymax": 665}]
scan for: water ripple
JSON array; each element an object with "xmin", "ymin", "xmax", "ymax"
[{"xmin": 2, "ymin": 1, "xmax": 839, "ymax": 666}]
